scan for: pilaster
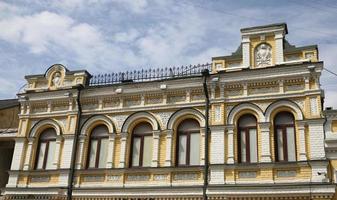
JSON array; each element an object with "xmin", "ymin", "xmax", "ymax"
[
  {"xmin": 259, "ymin": 122, "xmax": 271, "ymax": 162},
  {"xmin": 152, "ymin": 130, "xmax": 161, "ymax": 167},
  {"xmin": 165, "ymin": 130, "xmax": 173, "ymax": 167},
  {"xmin": 119, "ymin": 132, "xmax": 128, "ymax": 168},
  {"xmin": 106, "ymin": 133, "xmax": 116, "ymax": 168},
  {"xmin": 226, "ymin": 125, "xmax": 235, "ymax": 164},
  {"xmin": 297, "ymin": 120, "xmax": 308, "ymax": 161}
]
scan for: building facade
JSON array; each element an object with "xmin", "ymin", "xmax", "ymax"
[{"xmin": 3, "ymin": 23, "xmax": 337, "ymax": 199}]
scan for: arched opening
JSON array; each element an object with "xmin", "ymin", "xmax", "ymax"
[
  {"xmin": 35, "ymin": 128, "xmax": 57, "ymax": 170},
  {"xmin": 130, "ymin": 122, "xmax": 153, "ymax": 167},
  {"xmin": 238, "ymin": 114, "xmax": 258, "ymax": 163},
  {"xmin": 274, "ymin": 112, "xmax": 296, "ymax": 162},
  {"xmin": 87, "ymin": 125, "xmax": 109, "ymax": 168},
  {"xmin": 176, "ymin": 119, "xmax": 200, "ymax": 166}
]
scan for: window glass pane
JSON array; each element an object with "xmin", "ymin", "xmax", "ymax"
[
  {"xmin": 249, "ymin": 129, "xmax": 257, "ymax": 163},
  {"xmin": 240, "ymin": 131, "xmax": 246, "ymax": 163},
  {"xmin": 275, "ymin": 112, "xmax": 294, "ymax": 125},
  {"xmin": 142, "ymin": 136, "xmax": 153, "ymax": 167},
  {"xmin": 277, "ymin": 129, "xmax": 284, "ymax": 161},
  {"xmin": 45, "ymin": 141, "xmax": 56, "ymax": 169},
  {"xmin": 98, "ymin": 138, "xmax": 109, "ymax": 168},
  {"xmin": 36, "ymin": 142, "xmax": 47, "ymax": 169},
  {"xmin": 178, "ymin": 135, "xmax": 187, "ymax": 165},
  {"xmin": 238, "ymin": 115, "xmax": 256, "ymax": 127},
  {"xmin": 89, "ymin": 140, "xmax": 98, "ymax": 168},
  {"xmin": 190, "ymin": 133, "xmax": 200, "ymax": 165},
  {"xmin": 40, "ymin": 129, "xmax": 57, "ymax": 140},
  {"xmin": 132, "ymin": 137, "xmax": 141, "ymax": 167},
  {"xmin": 91, "ymin": 125, "xmax": 108, "ymax": 137},
  {"xmin": 286, "ymin": 127, "xmax": 296, "ymax": 161},
  {"xmin": 178, "ymin": 119, "xmax": 200, "ymax": 132},
  {"xmin": 134, "ymin": 123, "xmax": 152, "ymax": 136}
]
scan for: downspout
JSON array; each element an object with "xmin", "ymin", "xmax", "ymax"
[
  {"xmin": 202, "ymin": 69, "xmax": 210, "ymax": 200},
  {"xmin": 67, "ymin": 85, "xmax": 83, "ymax": 200}
]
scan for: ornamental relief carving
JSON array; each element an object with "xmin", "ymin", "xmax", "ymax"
[
  {"xmin": 154, "ymin": 112, "xmax": 174, "ymax": 129},
  {"xmin": 255, "ymin": 43, "xmax": 272, "ymax": 68},
  {"xmin": 248, "ymin": 86, "xmax": 279, "ymax": 95},
  {"xmin": 113, "ymin": 114, "xmax": 129, "ymax": 132},
  {"xmin": 254, "ymin": 102, "xmax": 271, "ymax": 112}
]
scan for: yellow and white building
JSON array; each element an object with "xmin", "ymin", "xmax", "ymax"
[{"xmin": 3, "ymin": 23, "xmax": 337, "ymax": 200}]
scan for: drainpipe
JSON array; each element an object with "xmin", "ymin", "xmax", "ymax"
[
  {"xmin": 202, "ymin": 69, "xmax": 210, "ymax": 200},
  {"xmin": 67, "ymin": 85, "xmax": 83, "ymax": 200}
]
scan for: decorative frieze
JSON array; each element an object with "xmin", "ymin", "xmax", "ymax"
[
  {"xmin": 82, "ymin": 98, "xmax": 98, "ymax": 110},
  {"xmin": 124, "ymin": 95, "xmax": 141, "ymax": 107},
  {"xmin": 103, "ymin": 97, "xmax": 120, "ymax": 108},
  {"xmin": 167, "ymin": 91, "xmax": 186, "ymax": 104},
  {"xmin": 52, "ymin": 101, "xmax": 69, "ymax": 111},
  {"xmin": 82, "ymin": 175, "xmax": 105, "ymax": 182},
  {"xmin": 173, "ymin": 173, "xmax": 198, "ymax": 180},
  {"xmin": 238, "ymin": 171, "xmax": 257, "ymax": 178},
  {"xmin": 31, "ymin": 102, "xmax": 48, "ymax": 113},
  {"xmin": 107, "ymin": 175, "xmax": 121, "ymax": 181},
  {"xmin": 30, "ymin": 175, "xmax": 50, "ymax": 183},
  {"xmin": 191, "ymin": 89, "xmax": 204, "ymax": 101},
  {"xmin": 285, "ymin": 84, "xmax": 305, "ymax": 92},
  {"xmin": 277, "ymin": 170, "xmax": 297, "ymax": 177},
  {"xmin": 145, "ymin": 93, "xmax": 163, "ymax": 105},
  {"xmin": 153, "ymin": 174, "xmax": 168, "ymax": 181},
  {"xmin": 127, "ymin": 174, "xmax": 150, "ymax": 181},
  {"xmin": 248, "ymin": 85, "xmax": 279, "ymax": 95}
]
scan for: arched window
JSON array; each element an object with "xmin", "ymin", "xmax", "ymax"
[
  {"xmin": 177, "ymin": 119, "xmax": 200, "ymax": 166},
  {"xmin": 87, "ymin": 125, "xmax": 109, "ymax": 168},
  {"xmin": 130, "ymin": 123, "xmax": 153, "ymax": 167},
  {"xmin": 35, "ymin": 128, "xmax": 57, "ymax": 170},
  {"xmin": 274, "ymin": 112, "xmax": 296, "ymax": 162},
  {"xmin": 238, "ymin": 114, "xmax": 258, "ymax": 163}
]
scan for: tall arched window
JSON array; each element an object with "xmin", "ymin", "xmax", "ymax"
[
  {"xmin": 238, "ymin": 114, "xmax": 258, "ymax": 163},
  {"xmin": 35, "ymin": 128, "xmax": 57, "ymax": 170},
  {"xmin": 177, "ymin": 119, "xmax": 200, "ymax": 166},
  {"xmin": 130, "ymin": 123, "xmax": 153, "ymax": 167},
  {"xmin": 274, "ymin": 112, "xmax": 296, "ymax": 162},
  {"xmin": 87, "ymin": 125, "xmax": 109, "ymax": 168}
]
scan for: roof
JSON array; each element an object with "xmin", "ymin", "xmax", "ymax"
[
  {"xmin": 240, "ymin": 23, "xmax": 288, "ymax": 34},
  {"xmin": 0, "ymin": 99, "xmax": 19, "ymax": 110}
]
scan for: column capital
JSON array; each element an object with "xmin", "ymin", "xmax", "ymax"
[
  {"xmin": 225, "ymin": 124, "xmax": 235, "ymax": 132},
  {"xmin": 259, "ymin": 122, "xmax": 271, "ymax": 130},
  {"xmin": 209, "ymin": 125, "xmax": 226, "ymax": 132},
  {"xmin": 296, "ymin": 120, "xmax": 307, "ymax": 128},
  {"xmin": 108, "ymin": 133, "xmax": 116, "ymax": 140},
  {"xmin": 120, "ymin": 132, "xmax": 128, "ymax": 139}
]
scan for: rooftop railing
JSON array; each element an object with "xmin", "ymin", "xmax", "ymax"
[{"xmin": 89, "ymin": 63, "xmax": 212, "ymax": 86}]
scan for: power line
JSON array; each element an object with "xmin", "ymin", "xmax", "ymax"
[{"xmin": 324, "ymin": 67, "xmax": 337, "ymax": 77}]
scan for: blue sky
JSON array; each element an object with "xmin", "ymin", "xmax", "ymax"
[{"xmin": 0, "ymin": 0, "xmax": 337, "ymax": 108}]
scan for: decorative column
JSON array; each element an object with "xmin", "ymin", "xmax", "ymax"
[
  {"xmin": 226, "ymin": 125, "xmax": 235, "ymax": 164},
  {"xmin": 259, "ymin": 122, "xmax": 271, "ymax": 162},
  {"xmin": 242, "ymin": 36, "xmax": 250, "ymax": 68},
  {"xmin": 61, "ymin": 135, "xmax": 75, "ymax": 169},
  {"xmin": 152, "ymin": 130, "xmax": 161, "ymax": 167},
  {"xmin": 243, "ymin": 83, "xmax": 248, "ymax": 97},
  {"xmin": 200, "ymin": 128, "xmax": 206, "ymax": 165},
  {"xmin": 275, "ymin": 31, "xmax": 284, "ymax": 64},
  {"xmin": 11, "ymin": 137, "xmax": 27, "ymax": 170},
  {"xmin": 23, "ymin": 138, "xmax": 34, "ymax": 170},
  {"xmin": 210, "ymin": 126, "xmax": 225, "ymax": 164},
  {"xmin": 297, "ymin": 121, "xmax": 308, "ymax": 161},
  {"xmin": 304, "ymin": 76, "xmax": 310, "ymax": 91},
  {"xmin": 279, "ymin": 79, "xmax": 284, "ymax": 94},
  {"xmin": 165, "ymin": 130, "xmax": 173, "ymax": 167},
  {"xmin": 106, "ymin": 133, "xmax": 115, "ymax": 168},
  {"xmin": 307, "ymin": 119, "xmax": 326, "ymax": 160},
  {"xmin": 220, "ymin": 83, "xmax": 225, "ymax": 98},
  {"xmin": 75, "ymin": 135, "xmax": 86, "ymax": 169},
  {"xmin": 119, "ymin": 132, "xmax": 128, "ymax": 168},
  {"xmin": 52, "ymin": 135, "xmax": 63, "ymax": 169}
]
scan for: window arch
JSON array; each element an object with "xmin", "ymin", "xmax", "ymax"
[
  {"xmin": 237, "ymin": 114, "xmax": 258, "ymax": 163},
  {"xmin": 274, "ymin": 112, "xmax": 296, "ymax": 162},
  {"xmin": 35, "ymin": 128, "xmax": 57, "ymax": 170},
  {"xmin": 130, "ymin": 123, "xmax": 153, "ymax": 167},
  {"xmin": 87, "ymin": 125, "xmax": 109, "ymax": 168},
  {"xmin": 176, "ymin": 119, "xmax": 200, "ymax": 166}
]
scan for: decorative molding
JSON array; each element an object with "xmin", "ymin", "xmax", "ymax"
[
  {"xmin": 277, "ymin": 170, "xmax": 297, "ymax": 177},
  {"xmin": 238, "ymin": 171, "xmax": 257, "ymax": 178},
  {"xmin": 126, "ymin": 174, "xmax": 150, "ymax": 181},
  {"xmin": 173, "ymin": 173, "xmax": 198, "ymax": 180}
]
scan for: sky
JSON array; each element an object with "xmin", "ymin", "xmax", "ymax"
[{"xmin": 0, "ymin": 0, "xmax": 336, "ymax": 108}]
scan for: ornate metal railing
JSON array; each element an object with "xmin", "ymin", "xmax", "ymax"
[{"xmin": 89, "ymin": 63, "xmax": 212, "ymax": 86}]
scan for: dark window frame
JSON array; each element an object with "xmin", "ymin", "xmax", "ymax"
[
  {"xmin": 176, "ymin": 129, "xmax": 200, "ymax": 166},
  {"xmin": 129, "ymin": 123, "xmax": 153, "ymax": 168},
  {"xmin": 86, "ymin": 134, "xmax": 109, "ymax": 169},
  {"xmin": 35, "ymin": 130, "xmax": 57, "ymax": 170},
  {"xmin": 274, "ymin": 121, "xmax": 296, "ymax": 162},
  {"xmin": 237, "ymin": 125, "xmax": 257, "ymax": 163}
]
